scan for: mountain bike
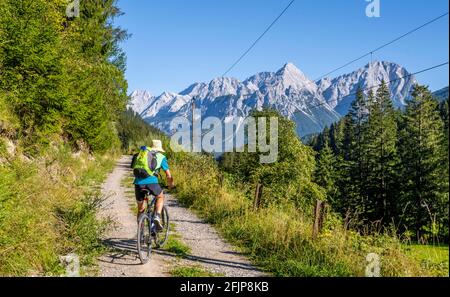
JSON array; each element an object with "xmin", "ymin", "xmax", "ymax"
[{"xmin": 137, "ymin": 189, "xmax": 170, "ymax": 264}]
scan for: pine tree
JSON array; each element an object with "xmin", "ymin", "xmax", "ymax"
[
  {"xmin": 398, "ymin": 85, "xmax": 448, "ymax": 241},
  {"xmin": 329, "ymin": 119, "xmax": 346, "ymax": 155},
  {"xmin": 364, "ymin": 81, "xmax": 398, "ymax": 223},
  {"xmin": 439, "ymin": 98, "xmax": 449, "ymax": 240},
  {"xmin": 0, "ymin": 0, "xmax": 68, "ymax": 145},
  {"xmin": 342, "ymin": 88, "xmax": 370, "ymax": 220},
  {"xmin": 311, "ymin": 126, "xmax": 330, "ymax": 152},
  {"xmin": 0, "ymin": 0, "xmax": 129, "ymax": 152},
  {"xmin": 314, "ymin": 141, "xmax": 337, "ymax": 205}
]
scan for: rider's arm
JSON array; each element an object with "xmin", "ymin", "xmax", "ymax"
[
  {"xmin": 165, "ymin": 169, "xmax": 174, "ymax": 189},
  {"xmin": 161, "ymin": 156, "xmax": 174, "ymax": 189}
]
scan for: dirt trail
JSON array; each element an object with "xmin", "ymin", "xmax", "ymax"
[
  {"xmin": 97, "ymin": 156, "xmax": 168, "ymax": 276},
  {"xmin": 97, "ymin": 156, "xmax": 266, "ymax": 277}
]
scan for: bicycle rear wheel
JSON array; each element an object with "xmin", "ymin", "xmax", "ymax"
[
  {"xmin": 137, "ymin": 214, "xmax": 152, "ymax": 264},
  {"xmin": 154, "ymin": 206, "xmax": 170, "ymax": 248}
]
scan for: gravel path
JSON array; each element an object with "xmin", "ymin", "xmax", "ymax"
[
  {"xmin": 98, "ymin": 156, "xmax": 168, "ymax": 277},
  {"xmin": 97, "ymin": 156, "xmax": 266, "ymax": 277},
  {"xmin": 165, "ymin": 196, "xmax": 266, "ymax": 277}
]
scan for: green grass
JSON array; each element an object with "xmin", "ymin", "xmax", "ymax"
[
  {"xmin": 170, "ymin": 265, "xmax": 224, "ymax": 277},
  {"xmin": 163, "ymin": 235, "xmax": 191, "ymax": 257},
  {"xmin": 168, "ymin": 152, "xmax": 445, "ymax": 277},
  {"xmin": 0, "ymin": 143, "xmax": 117, "ymax": 276},
  {"xmin": 121, "ymin": 173, "xmax": 138, "ymax": 214},
  {"xmin": 403, "ymin": 244, "xmax": 449, "ymax": 276}
]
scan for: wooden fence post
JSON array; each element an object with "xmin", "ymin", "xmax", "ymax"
[
  {"xmin": 217, "ymin": 173, "xmax": 224, "ymax": 188},
  {"xmin": 312, "ymin": 200, "xmax": 325, "ymax": 239},
  {"xmin": 253, "ymin": 183, "xmax": 263, "ymax": 211},
  {"xmin": 319, "ymin": 202, "xmax": 327, "ymax": 233}
]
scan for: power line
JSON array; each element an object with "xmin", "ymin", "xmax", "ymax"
[
  {"xmin": 306, "ymin": 61, "xmax": 449, "ymax": 112},
  {"xmin": 215, "ymin": 62, "xmax": 449, "ymax": 129},
  {"xmin": 222, "ymin": 9, "xmax": 448, "ymax": 114},
  {"xmin": 216, "ymin": 9, "xmax": 448, "ymax": 126},
  {"xmin": 222, "ymin": 0, "xmax": 296, "ymax": 77},
  {"xmin": 314, "ymin": 12, "xmax": 449, "ymax": 82},
  {"xmin": 203, "ymin": 62, "xmax": 448, "ymax": 139}
]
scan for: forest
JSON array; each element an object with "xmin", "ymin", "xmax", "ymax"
[{"xmin": 308, "ymin": 83, "xmax": 449, "ymax": 243}]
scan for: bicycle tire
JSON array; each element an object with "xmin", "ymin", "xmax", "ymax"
[
  {"xmin": 154, "ymin": 206, "xmax": 170, "ymax": 248},
  {"xmin": 137, "ymin": 214, "xmax": 152, "ymax": 264}
]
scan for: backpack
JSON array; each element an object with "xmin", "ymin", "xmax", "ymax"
[{"xmin": 131, "ymin": 149, "xmax": 159, "ymax": 179}]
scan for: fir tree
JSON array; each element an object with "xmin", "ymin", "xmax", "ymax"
[
  {"xmin": 364, "ymin": 81, "xmax": 398, "ymax": 223},
  {"xmin": 314, "ymin": 141, "xmax": 337, "ymax": 205},
  {"xmin": 398, "ymin": 85, "xmax": 448, "ymax": 241}
]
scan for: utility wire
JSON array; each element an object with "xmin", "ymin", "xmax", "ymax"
[
  {"xmin": 215, "ymin": 62, "xmax": 449, "ymax": 131},
  {"xmin": 222, "ymin": 0, "xmax": 296, "ymax": 77},
  {"xmin": 221, "ymin": 9, "xmax": 448, "ymax": 114},
  {"xmin": 306, "ymin": 62, "xmax": 449, "ymax": 111},
  {"xmin": 216, "ymin": 9, "xmax": 448, "ymax": 127},
  {"xmin": 314, "ymin": 12, "xmax": 449, "ymax": 82}
]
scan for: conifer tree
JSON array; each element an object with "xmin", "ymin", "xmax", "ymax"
[
  {"xmin": 398, "ymin": 85, "xmax": 447, "ymax": 241},
  {"xmin": 342, "ymin": 88, "xmax": 370, "ymax": 219},
  {"xmin": 364, "ymin": 81, "xmax": 398, "ymax": 223},
  {"xmin": 314, "ymin": 141, "xmax": 337, "ymax": 205}
]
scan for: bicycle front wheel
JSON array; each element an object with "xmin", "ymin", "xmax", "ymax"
[{"xmin": 137, "ymin": 214, "xmax": 152, "ymax": 264}]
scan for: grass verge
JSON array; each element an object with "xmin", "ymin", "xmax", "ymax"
[
  {"xmin": 170, "ymin": 265, "xmax": 223, "ymax": 277},
  {"xmin": 0, "ymin": 141, "xmax": 116, "ymax": 276},
  {"xmin": 169, "ymin": 152, "xmax": 448, "ymax": 277}
]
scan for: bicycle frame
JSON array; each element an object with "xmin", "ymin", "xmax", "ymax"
[
  {"xmin": 143, "ymin": 194, "xmax": 157, "ymax": 233},
  {"xmin": 137, "ymin": 191, "xmax": 170, "ymax": 264}
]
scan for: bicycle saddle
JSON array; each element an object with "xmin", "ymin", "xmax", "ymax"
[{"xmin": 140, "ymin": 189, "xmax": 151, "ymax": 195}]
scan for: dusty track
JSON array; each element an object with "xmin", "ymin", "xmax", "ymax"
[{"xmin": 97, "ymin": 156, "xmax": 266, "ymax": 277}]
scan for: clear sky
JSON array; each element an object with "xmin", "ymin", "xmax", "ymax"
[{"xmin": 114, "ymin": 0, "xmax": 449, "ymax": 96}]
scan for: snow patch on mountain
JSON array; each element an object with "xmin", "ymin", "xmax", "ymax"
[
  {"xmin": 318, "ymin": 61, "xmax": 417, "ymax": 115},
  {"xmin": 129, "ymin": 61, "xmax": 417, "ymax": 137}
]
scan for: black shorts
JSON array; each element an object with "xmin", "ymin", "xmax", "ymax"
[{"xmin": 134, "ymin": 184, "xmax": 163, "ymax": 202}]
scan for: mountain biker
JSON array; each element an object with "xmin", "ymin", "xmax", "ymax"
[{"xmin": 131, "ymin": 140, "xmax": 174, "ymax": 232}]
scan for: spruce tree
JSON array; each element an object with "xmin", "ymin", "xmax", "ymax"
[
  {"xmin": 314, "ymin": 141, "xmax": 338, "ymax": 206},
  {"xmin": 398, "ymin": 85, "xmax": 448, "ymax": 241},
  {"xmin": 346, "ymin": 88, "xmax": 370, "ymax": 219},
  {"xmin": 365, "ymin": 81, "xmax": 398, "ymax": 224}
]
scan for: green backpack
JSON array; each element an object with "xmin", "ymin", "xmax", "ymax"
[{"xmin": 131, "ymin": 149, "xmax": 163, "ymax": 179}]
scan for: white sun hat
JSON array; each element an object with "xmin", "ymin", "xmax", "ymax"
[{"xmin": 150, "ymin": 139, "xmax": 165, "ymax": 153}]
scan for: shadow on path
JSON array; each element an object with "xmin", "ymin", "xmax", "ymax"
[
  {"xmin": 99, "ymin": 238, "xmax": 141, "ymax": 266},
  {"xmin": 100, "ymin": 237, "xmax": 261, "ymax": 272}
]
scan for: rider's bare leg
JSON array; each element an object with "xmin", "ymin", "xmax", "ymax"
[
  {"xmin": 137, "ymin": 201, "xmax": 145, "ymax": 223},
  {"xmin": 155, "ymin": 192, "xmax": 164, "ymax": 215}
]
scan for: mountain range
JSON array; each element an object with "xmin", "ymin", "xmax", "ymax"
[
  {"xmin": 432, "ymin": 86, "xmax": 449, "ymax": 102},
  {"xmin": 128, "ymin": 61, "xmax": 445, "ymax": 137}
]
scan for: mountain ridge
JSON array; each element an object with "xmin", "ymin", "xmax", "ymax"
[{"xmin": 129, "ymin": 61, "xmax": 420, "ymax": 137}]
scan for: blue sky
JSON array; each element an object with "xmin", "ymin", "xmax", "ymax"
[{"xmin": 114, "ymin": 0, "xmax": 449, "ymax": 95}]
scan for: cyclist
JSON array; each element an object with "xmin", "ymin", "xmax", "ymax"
[{"xmin": 131, "ymin": 140, "xmax": 174, "ymax": 231}]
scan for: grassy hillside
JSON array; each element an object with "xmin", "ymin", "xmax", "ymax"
[
  {"xmin": 170, "ymin": 152, "xmax": 448, "ymax": 276},
  {"xmin": 0, "ymin": 0, "xmax": 129, "ymax": 276},
  {"xmin": 0, "ymin": 140, "xmax": 117, "ymax": 276}
]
